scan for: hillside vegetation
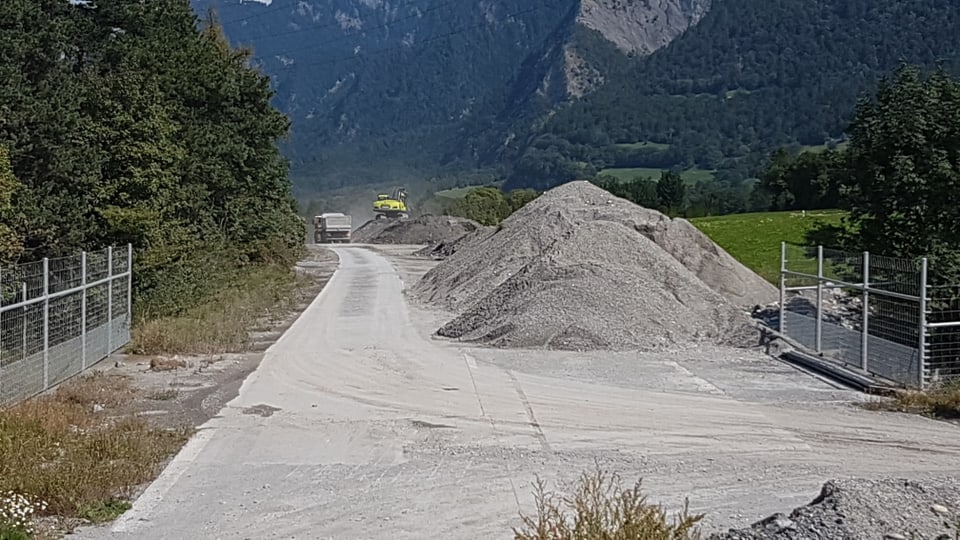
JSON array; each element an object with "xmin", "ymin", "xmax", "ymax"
[
  {"xmin": 0, "ymin": 0, "xmax": 303, "ymax": 317},
  {"xmin": 506, "ymin": 0, "xmax": 960, "ymax": 190}
]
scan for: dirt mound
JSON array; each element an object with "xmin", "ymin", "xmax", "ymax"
[
  {"xmin": 352, "ymin": 214, "xmax": 484, "ymax": 245},
  {"xmin": 712, "ymin": 477, "xmax": 960, "ymax": 540},
  {"xmin": 411, "ymin": 181, "xmax": 776, "ymax": 351}
]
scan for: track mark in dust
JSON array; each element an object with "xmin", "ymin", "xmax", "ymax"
[
  {"xmin": 506, "ymin": 371, "xmax": 553, "ymax": 454},
  {"xmin": 462, "ymin": 352, "xmax": 522, "ymax": 512},
  {"xmin": 411, "ymin": 419, "xmax": 455, "ymax": 429},
  {"xmin": 242, "ymin": 404, "xmax": 282, "ymax": 417}
]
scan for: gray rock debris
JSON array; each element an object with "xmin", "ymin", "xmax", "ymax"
[
  {"xmin": 352, "ymin": 214, "xmax": 485, "ymax": 245},
  {"xmin": 711, "ymin": 477, "xmax": 960, "ymax": 540},
  {"xmin": 412, "ymin": 180, "xmax": 776, "ymax": 352}
]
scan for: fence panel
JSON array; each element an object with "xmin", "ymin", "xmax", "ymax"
[
  {"xmin": 780, "ymin": 242, "xmax": 928, "ymax": 388},
  {"xmin": 0, "ymin": 245, "xmax": 132, "ymax": 406}
]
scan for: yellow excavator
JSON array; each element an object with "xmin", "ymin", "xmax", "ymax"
[{"xmin": 373, "ymin": 186, "xmax": 409, "ymax": 220}]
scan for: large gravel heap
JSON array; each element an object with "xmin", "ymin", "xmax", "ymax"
[
  {"xmin": 411, "ymin": 181, "xmax": 777, "ymax": 351},
  {"xmin": 352, "ymin": 214, "xmax": 484, "ymax": 245},
  {"xmin": 712, "ymin": 477, "xmax": 960, "ymax": 540}
]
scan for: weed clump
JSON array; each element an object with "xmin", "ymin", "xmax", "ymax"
[
  {"xmin": 0, "ymin": 373, "xmax": 190, "ymax": 521},
  {"xmin": 514, "ymin": 466, "xmax": 703, "ymax": 540},
  {"xmin": 131, "ymin": 264, "xmax": 303, "ymax": 355},
  {"xmin": 863, "ymin": 381, "xmax": 960, "ymax": 419}
]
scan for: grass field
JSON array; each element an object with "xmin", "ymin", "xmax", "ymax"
[
  {"xmin": 799, "ymin": 141, "xmax": 849, "ymax": 153},
  {"xmin": 690, "ymin": 210, "xmax": 846, "ymax": 283},
  {"xmin": 599, "ymin": 167, "xmax": 716, "ymax": 184}
]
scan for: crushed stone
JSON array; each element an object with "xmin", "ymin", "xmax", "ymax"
[
  {"xmin": 711, "ymin": 477, "xmax": 960, "ymax": 540},
  {"xmin": 414, "ymin": 225, "xmax": 495, "ymax": 260},
  {"xmin": 411, "ymin": 181, "xmax": 777, "ymax": 351},
  {"xmin": 352, "ymin": 214, "xmax": 484, "ymax": 245}
]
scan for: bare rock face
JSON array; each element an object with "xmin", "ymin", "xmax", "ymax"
[{"xmin": 577, "ymin": 0, "xmax": 712, "ymax": 55}]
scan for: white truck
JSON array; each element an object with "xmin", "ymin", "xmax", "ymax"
[{"xmin": 314, "ymin": 213, "xmax": 352, "ymax": 244}]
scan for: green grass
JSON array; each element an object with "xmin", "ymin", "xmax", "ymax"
[
  {"xmin": 799, "ymin": 141, "xmax": 849, "ymax": 153},
  {"xmin": 613, "ymin": 141, "xmax": 671, "ymax": 151},
  {"xmin": 690, "ymin": 210, "xmax": 846, "ymax": 283},
  {"xmin": 598, "ymin": 167, "xmax": 716, "ymax": 185}
]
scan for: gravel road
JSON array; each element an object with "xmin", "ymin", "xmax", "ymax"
[{"xmin": 75, "ymin": 245, "xmax": 960, "ymax": 539}]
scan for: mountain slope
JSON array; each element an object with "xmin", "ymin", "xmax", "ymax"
[
  {"xmin": 191, "ymin": 0, "xmax": 709, "ymax": 194},
  {"xmin": 509, "ymin": 0, "xmax": 960, "ymax": 190}
]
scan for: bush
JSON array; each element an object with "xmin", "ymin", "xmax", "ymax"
[{"xmin": 514, "ymin": 466, "xmax": 703, "ymax": 540}]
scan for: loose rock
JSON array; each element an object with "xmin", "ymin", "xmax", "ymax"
[
  {"xmin": 711, "ymin": 477, "xmax": 960, "ymax": 540},
  {"xmin": 352, "ymin": 214, "xmax": 485, "ymax": 245},
  {"xmin": 412, "ymin": 181, "xmax": 776, "ymax": 351}
]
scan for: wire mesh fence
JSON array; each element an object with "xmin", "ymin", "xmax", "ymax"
[
  {"xmin": 0, "ymin": 245, "xmax": 132, "ymax": 406},
  {"xmin": 780, "ymin": 242, "xmax": 960, "ymax": 389}
]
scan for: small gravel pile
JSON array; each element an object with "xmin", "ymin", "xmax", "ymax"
[
  {"xmin": 352, "ymin": 214, "xmax": 484, "ymax": 245},
  {"xmin": 414, "ymin": 225, "xmax": 495, "ymax": 259},
  {"xmin": 412, "ymin": 181, "xmax": 776, "ymax": 351},
  {"xmin": 712, "ymin": 477, "xmax": 960, "ymax": 540}
]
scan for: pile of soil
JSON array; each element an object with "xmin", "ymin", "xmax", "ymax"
[
  {"xmin": 711, "ymin": 477, "xmax": 960, "ymax": 540},
  {"xmin": 352, "ymin": 214, "xmax": 484, "ymax": 245},
  {"xmin": 411, "ymin": 181, "xmax": 777, "ymax": 351}
]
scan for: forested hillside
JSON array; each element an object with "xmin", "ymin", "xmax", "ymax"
[
  {"xmin": 190, "ymin": 0, "xmax": 710, "ymax": 196},
  {"xmin": 511, "ymin": 0, "xmax": 960, "ymax": 190},
  {"xmin": 0, "ymin": 0, "xmax": 303, "ymax": 316}
]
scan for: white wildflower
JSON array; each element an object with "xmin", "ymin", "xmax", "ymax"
[{"xmin": 0, "ymin": 491, "xmax": 46, "ymax": 535}]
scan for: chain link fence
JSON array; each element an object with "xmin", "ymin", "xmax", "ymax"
[
  {"xmin": 779, "ymin": 242, "xmax": 960, "ymax": 389},
  {"xmin": 0, "ymin": 245, "xmax": 132, "ymax": 406}
]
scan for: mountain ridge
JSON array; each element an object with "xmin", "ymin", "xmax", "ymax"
[{"xmin": 191, "ymin": 0, "xmax": 708, "ymax": 193}]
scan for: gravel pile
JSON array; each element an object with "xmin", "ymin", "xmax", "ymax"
[
  {"xmin": 712, "ymin": 477, "xmax": 960, "ymax": 540},
  {"xmin": 352, "ymin": 214, "xmax": 484, "ymax": 245},
  {"xmin": 414, "ymin": 225, "xmax": 495, "ymax": 259},
  {"xmin": 411, "ymin": 181, "xmax": 777, "ymax": 351}
]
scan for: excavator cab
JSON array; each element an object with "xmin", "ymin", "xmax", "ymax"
[{"xmin": 373, "ymin": 186, "xmax": 409, "ymax": 220}]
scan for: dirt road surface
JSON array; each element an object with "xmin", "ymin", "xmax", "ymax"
[{"xmin": 76, "ymin": 245, "xmax": 960, "ymax": 539}]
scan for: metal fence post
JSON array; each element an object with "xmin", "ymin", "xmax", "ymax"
[
  {"xmin": 81, "ymin": 251, "xmax": 87, "ymax": 369},
  {"xmin": 107, "ymin": 246, "xmax": 113, "ymax": 354},
  {"xmin": 0, "ymin": 268, "xmax": 3, "ymax": 392},
  {"xmin": 861, "ymin": 251, "xmax": 870, "ymax": 372},
  {"xmin": 779, "ymin": 242, "xmax": 787, "ymax": 333},
  {"xmin": 21, "ymin": 283, "xmax": 26, "ymax": 361},
  {"xmin": 126, "ymin": 243, "xmax": 132, "ymax": 332},
  {"xmin": 42, "ymin": 257, "xmax": 49, "ymax": 389},
  {"xmin": 919, "ymin": 257, "xmax": 928, "ymax": 389},
  {"xmin": 815, "ymin": 245, "xmax": 823, "ymax": 353}
]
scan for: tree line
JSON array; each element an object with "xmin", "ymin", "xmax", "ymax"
[{"xmin": 0, "ymin": 0, "xmax": 304, "ymax": 317}]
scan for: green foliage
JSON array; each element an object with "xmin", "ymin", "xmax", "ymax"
[
  {"xmin": 512, "ymin": 0, "xmax": 960, "ymax": 190},
  {"xmin": 78, "ymin": 498, "xmax": 132, "ymax": 524},
  {"xmin": 840, "ymin": 65, "xmax": 960, "ymax": 281},
  {"xmin": 598, "ymin": 167, "xmax": 715, "ymax": 184},
  {"xmin": 446, "ymin": 186, "xmax": 540, "ymax": 226},
  {"xmin": 691, "ymin": 211, "xmax": 846, "ymax": 283},
  {"xmin": 656, "ymin": 171, "xmax": 686, "ymax": 215},
  {"xmin": 756, "ymin": 147, "xmax": 844, "ymax": 211},
  {"xmin": 0, "ymin": 0, "xmax": 304, "ymax": 318},
  {"xmin": 0, "ymin": 148, "xmax": 23, "ymax": 265}
]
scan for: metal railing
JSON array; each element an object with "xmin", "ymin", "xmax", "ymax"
[
  {"xmin": 778, "ymin": 242, "xmax": 960, "ymax": 389},
  {"xmin": 0, "ymin": 245, "xmax": 133, "ymax": 406}
]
